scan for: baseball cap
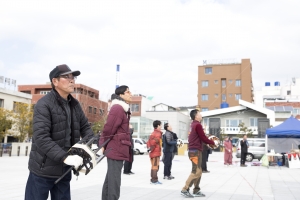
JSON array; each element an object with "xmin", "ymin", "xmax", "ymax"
[{"xmin": 49, "ymin": 64, "xmax": 81, "ymax": 82}]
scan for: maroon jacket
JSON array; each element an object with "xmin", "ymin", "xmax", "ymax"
[
  {"xmin": 99, "ymin": 99, "xmax": 132, "ymax": 161},
  {"xmin": 188, "ymin": 120, "xmax": 214, "ymax": 151}
]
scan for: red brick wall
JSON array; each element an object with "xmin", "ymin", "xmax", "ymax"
[{"xmin": 18, "ymin": 83, "xmax": 107, "ymax": 123}]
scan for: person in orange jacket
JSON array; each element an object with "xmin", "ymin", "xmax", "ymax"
[{"xmin": 147, "ymin": 120, "xmax": 163, "ymax": 185}]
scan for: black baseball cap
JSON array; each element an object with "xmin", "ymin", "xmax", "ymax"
[{"xmin": 49, "ymin": 64, "xmax": 81, "ymax": 82}]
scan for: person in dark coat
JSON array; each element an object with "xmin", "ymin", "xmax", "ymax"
[
  {"xmin": 99, "ymin": 85, "xmax": 132, "ymax": 200},
  {"xmin": 25, "ymin": 65, "xmax": 94, "ymax": 200},
  {"xmin": 162, "ymin": 123, "xmax": 177, "ymax": 180},
  {"xmin": 123, "ymin": 124, "xmax": 134, "ymax": 175},
  {"xmin": 240, "ymin": 134, "xmax": 249, "ymax": 167},
  {"xmin": 201, "ymin": 142, "xmax": 210, "ymax": 173}
]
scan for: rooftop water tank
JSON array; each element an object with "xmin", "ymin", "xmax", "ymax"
[
  {"xmin": 221, "ymin": 102, "xmax": 229, "ymax": 109},
  {"xmin": 275, "ymin": 81, "xmax": 280, "ymax": 86},
  {"xmin": 265, "ymin": 82, "xmax": 270, "ymax": 86}
]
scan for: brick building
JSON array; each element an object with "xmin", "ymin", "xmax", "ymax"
[
  {"xmin": 18, "ymin": 83, "xmax": 108, "ymax": 123},
  {"xmin": 198, "ymin": 58, "xmax": 254, "ymax": 111}
]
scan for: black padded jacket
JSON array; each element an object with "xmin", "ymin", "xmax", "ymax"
[{"xmin": 28, "ymin": 89, "xmax": 94, "ymax": 178}]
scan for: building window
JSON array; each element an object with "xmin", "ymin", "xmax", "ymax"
[
  {"xmin": 0, "ymin": 99, "xmax": 3, "ymax": 108},
  {"xmin": 222, "ymin": 79, "xmax": 226, "ymax": 87},
  {"xmin": 235, "ymin": 94, "xmax": 241, "ymax": 100},
  {"xmin": 130, "ymin": 122, "xmax": 138, "ymax": 132},
  {"xmin": 250, "ymin": 118, "xmax": 258, "ymax": 126},
  {"xmin": 202, "ymin": 118, "xmax": 209, "ymax": 127},
  {"xmin": 93, "ymin": 108, "xmax": 97, "ymax": 114},
  {"xmin": 201, "ymin": 94, "xmax": 208, "ymax": 101},
  {"xmin": 202, "ymin": 80, "xmax": 209, "ymax": 87},
  {"xmin": 99, "ymin": 109, "xmax": 105, "ymax": 116},
  {"xmin": 88, "ymin": 106, "xmax": 92, "ymax": 113},
  {"xmin": 236, "ymin": 79, "xmax": 241, "ymax": 87},
  {"xmin": 160, "ymin": 120, "xmax": 168, "ymax": 128},
  {"xmin": 225, "ymin": 119, "xmax": 242, "ymax": 127},
  {"xmin": 40, "ymin": 91, "xmax": 51, "ymax": 95},
  {"xmin": 287, "ymin": 90, "xmax": 291, "ymax": 95},
  {"xmin": 229, "ymin": 79, "xmax": 232, "ymax": 84},
  {"xmin": 229, "ymin": 93, "xmax": 232, "ymax": 97},
  {"xmin": 130, "ymin": 104, "xmax": 140, "ymax": 112},
  {"xmin": 214, "ymin": 80, "xmax": 218, "ymax": 84},
  {"xmin": 214, "ymin": 94, "xmax": 218, "ymax": 98},
  {"xmin": 205, "ymin": 67, "xmax": 212, "ymax": 74},
  {"xmin": 293, "ymin": 108, "xmax": 299, "ymax": 115},
  {"xmin": 222, "ymin": 94, "xmax": 226, "ymax": 101},
  {"xmin": 202, "ymin": 108, "xmax": 209, "ymax": 112}
]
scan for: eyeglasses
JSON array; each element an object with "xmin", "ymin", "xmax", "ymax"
[{"xmin": 59, "ymin": 75, "xmax": 77, "ymax": 80}]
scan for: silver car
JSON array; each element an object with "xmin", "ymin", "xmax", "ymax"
[{"xmin": 235, "ymin": 138, "xmax": 266, "ymax": 162}]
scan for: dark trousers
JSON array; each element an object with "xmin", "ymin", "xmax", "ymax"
[
  {"xmin": 123, "ymin": 149, "xmax": 134, "ymax": 173},
  {"xmin": 201, "ymin": 149, "xmax": 208, "ymax": 171},
  {"xmin": 25, "ymin": 167, "xmax": 71, "ymax": 200},
  {"xmin": 163, "ymin": 152, "xmax": 173, "ymax": 177},
  {"xmin": 102, "ymin": 158, "xmax": 123, "ymax": 200},
  {"xmin": 241, "ymin": 151, "xmax": 247, "ymax": 165}
]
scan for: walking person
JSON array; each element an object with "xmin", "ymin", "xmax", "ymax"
[
  {"xmin": 123, "ymin": 124, "xmax": 135, "ymax": 175},
  {"xmin": 147, "ymin": 120, "xmax": 163, "ymax": 185},
  {"xmin": 25, "ymin": 64, "xmax": 94, "ymax": 200},
  {"xmin": 201, "ymin": 142, "xmax": 210, "ymax": 173},
  {"xmin": 240, "ymin": 134, "xmax": 249, "ymax": 167},
  {"xmin": 99, "ymin": 85, "xmax": 132, "ymax": 200},
  {"xmin": 181, "ymin": 110, "xmax": 217, "ymax": 198},
  {"xmin": 162, "ymin": 123, "xmax": 177, "ymax": 180},
  {"xmin": 224, "ymin": 136, "xmax": 233, "ymax": 165}
]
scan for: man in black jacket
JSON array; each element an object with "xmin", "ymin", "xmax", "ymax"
[
  {"xmin": 25, "ymin": 65, "xmax": 94, "ymax": 200},
  {"xmin": 240, "ymin": 134, "xmax": 249, "ymax": 167},
  {"xmin": 163, "ymin": 123, "xmax": 177, "ymax": 180}
]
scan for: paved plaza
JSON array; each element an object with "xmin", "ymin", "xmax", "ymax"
[{"xmin": 0, "ymin": 152, "xmax": 300, "ymax": 200}]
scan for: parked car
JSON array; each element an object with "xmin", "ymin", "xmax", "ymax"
[
  {"xmin": 236, "ymin": 138, "xmax": 266, "ymax": 162},
  {"xmin": 133, "ymin": 138, "xmax": 147, "ymax": 155}
]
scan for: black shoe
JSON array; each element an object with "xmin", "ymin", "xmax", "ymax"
[
  {"xmin": 163, "ymin": 176, "xmax": 172, "ymax": 180},
  {"xmin": 202, "ymin": 170, "xmax": 210, "ymax": 173},
  {"xmin": 181, "ymin": 190, "xmax": 194, "ymax": 198},
  {"xmin": 129, "ymin": 171, "xmax": 135, "ymax": 174},
  {"xmin": 123, "ymin": 172, "xmax": 131, "ymax": 175}
]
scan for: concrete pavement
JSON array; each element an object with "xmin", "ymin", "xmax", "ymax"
[{"xmin": 0, "ymin": 152, "xmax": 300, "ymax": 200}]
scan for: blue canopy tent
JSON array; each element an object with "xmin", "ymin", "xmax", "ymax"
[{"xmin": 266, "ymin": 116, "xmax": 300, "ymax": 153}]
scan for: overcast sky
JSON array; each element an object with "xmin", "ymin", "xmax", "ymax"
[{"xmin": 0, "ymin": 0, "xmax": 299, "ymax": 106}]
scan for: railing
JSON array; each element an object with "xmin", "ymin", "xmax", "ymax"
[{"xmin": 203, "ymin": 126, "xmax": 258, "ymax": 135}]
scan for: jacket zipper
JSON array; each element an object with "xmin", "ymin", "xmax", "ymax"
[{"xmin": 41, "ymin": 155, "xmax": 47, "ymax": 169}]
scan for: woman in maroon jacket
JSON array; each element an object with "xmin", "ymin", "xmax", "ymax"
[{"xmin": 99, "ymin": 85, "xmax": 132, "ymax": 200}]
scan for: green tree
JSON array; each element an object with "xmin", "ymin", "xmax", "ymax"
[
  {"xmin": 91, "ymin": 115, "xmax": 107, "ymax": 135},
  {"xmin": 11, "ymin": 102, "xmax": 34, "ymax": 142},
  {"xmin": 0, "ymin": 108, "xmax": 13, "ymax": 142},
  {"xmin": 238, "ymin": 122, "xmax": 254, "ymax": 138}
]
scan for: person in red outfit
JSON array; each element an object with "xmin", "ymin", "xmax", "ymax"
[
  {"xmin": 224, "ymin": 136, "xmax": 233, "ymax": 165},
  {"xmin": 181, "ymin": 109, "xmax": 218, "ymax": 198},
  {"xmin": 99, "ymin": 85, "xmax": 132, "ymax": 200},
  {"xmin": 147, "ymin": 120, "xmax": 163, "ymax": 185}
]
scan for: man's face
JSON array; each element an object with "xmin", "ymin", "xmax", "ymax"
[
  {"xmin": 243, "ymin": 135, "xmax": 247, "ymax": 140},
  {"xmin": 52, "ymin": 73, "xmax": 76, "ymax": 96},
  {"xmin": 195, "ymin": 111, "xmax": 202, "ymax": 122},
  {"xmin": 167, "ymin": 124, "xmax": 172, "ymax": 131},
  {"xmin": 120, "ymin": 88, "xmax": 132, "ymax": 103}
]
